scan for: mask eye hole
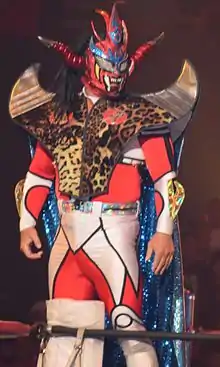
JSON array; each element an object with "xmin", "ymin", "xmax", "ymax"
[
  {"xmin": 95, "ymin": 56, "xmax": 114, "ymax": 72},
  {"xmin": 120, "ymin": 60, "xmax": 129, "ymax": 72}
]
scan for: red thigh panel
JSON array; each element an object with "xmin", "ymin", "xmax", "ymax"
[
  {"xmin": 121, "ymin": 273, "xmax": 143, "ymax": 317},
  {"xmin": 75, "ymin": 249, "xmax": 143, "ymax": 317},
  {"xmin": 53, "ymin": 250, "xmax": 96, "ymax": 300}
]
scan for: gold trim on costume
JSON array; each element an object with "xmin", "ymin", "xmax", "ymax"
[
  {"xmin": 168, "ymin": 179, "xmax": 185, "ymax": 219},
  {"xmin": 14, "ymin": 179, "xmax": 25, "ymax": 217}
]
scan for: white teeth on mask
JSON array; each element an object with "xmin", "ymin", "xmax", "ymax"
[
  {"xmin": 104, "ymin": 75, "xmax": 111, "ymax": 91},
  {"xmin": 110, "ymin": 77, "xmax": 122, "ymax": 83},
  {"xmin": 104, "ymin": 75, "xmax": 124, "ymax": 91}
]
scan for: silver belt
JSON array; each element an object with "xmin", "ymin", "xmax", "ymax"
[
  {"xmin": 59, "ymin": 200, "xmax": 139, "ymax": 216},
  {"xmin": 122, "ymin": 157, "xmax": 144, "ymax": 166}
]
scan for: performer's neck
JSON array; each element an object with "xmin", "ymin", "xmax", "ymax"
[{"xmin": 83, "ymin": 86, "xmax": 100, "ymax": 106}]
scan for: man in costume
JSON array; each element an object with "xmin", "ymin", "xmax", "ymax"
[{"xmin": 9, "ymin": 3, "xmax": 199, "ymax": 367}]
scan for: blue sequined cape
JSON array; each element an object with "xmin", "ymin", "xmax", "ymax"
[{"xmin": 29, "ymin": 134, "xmax": 185, "ymax": 367}]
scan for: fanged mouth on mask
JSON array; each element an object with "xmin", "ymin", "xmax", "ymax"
[
  {"xmin": 94, "ymin": 61, "xmax": 127, "ymax": 94},
  {"xmin": 103, "ymin": 75, "xmax": 124, "ymax": 93}
]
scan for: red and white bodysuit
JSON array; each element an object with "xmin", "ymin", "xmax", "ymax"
[{"xmin": 19, "ymin": 91, "xmax": 176, "ymax": 367}]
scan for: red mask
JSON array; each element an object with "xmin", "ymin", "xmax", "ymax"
[{"xmin": 82, "ymin": 5, "xmax": 129, "ymax": 97}]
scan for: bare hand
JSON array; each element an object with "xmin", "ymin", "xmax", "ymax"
[
  {"xmin": 20, "ymin": 227, "xmax": 43, "ymax": 260},
  {"xmin": 145, "ymin": 232, "xmax": 174, "ymax": 275}
]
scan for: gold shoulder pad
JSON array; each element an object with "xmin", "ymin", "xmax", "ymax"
[
  {"xmin": 9, "ymin": 64, "xmax": 55, "ymax": 118},
  {"xmin": 143, "ymin": 60, "xmax": 199, "ymax": 119}
]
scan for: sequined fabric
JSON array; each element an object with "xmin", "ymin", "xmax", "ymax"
[
  {"xmin": 29, "ymin": 138, "xmax": 60, "ymax": 248},
  {"xmin": 28, "ymin": 136, "xmax": 185, "ymax": 367}
]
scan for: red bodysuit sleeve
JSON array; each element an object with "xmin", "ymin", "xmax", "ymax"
[
  {"xmin": 139, "ymin": 135, "xmax": 176, "ymax": 235},
  {"xmin": 20, "ymin": 142, "xmax": 55, "ymax": 231}
]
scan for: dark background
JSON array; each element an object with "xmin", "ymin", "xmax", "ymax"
[{"xmin": 0, "ymin": 0, "xmax": 219, "ymax": 320}]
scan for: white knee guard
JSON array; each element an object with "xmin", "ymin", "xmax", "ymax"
[
  {"xmin": 111, "ymin": 305, "xmax": 158, "ymax": 367},
  {"xmin": 37, "ymin": 299, "xmax": 105, "ymax": 367}
]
